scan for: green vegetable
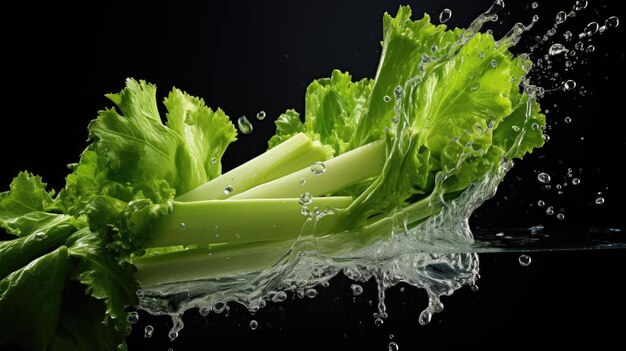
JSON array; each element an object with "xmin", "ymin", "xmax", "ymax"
[{"xmin": 0, "ymin": 6, "xmax": 545, "ymax": 349}]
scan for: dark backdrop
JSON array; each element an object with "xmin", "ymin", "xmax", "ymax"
[{"xmin": 4, "ymin": 0, "xmax": 625, "ymax": 349}]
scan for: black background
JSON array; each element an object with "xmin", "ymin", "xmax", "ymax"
[{"xmin": 4, "ymin": 0, "xmax": 626, "ymax": 349}]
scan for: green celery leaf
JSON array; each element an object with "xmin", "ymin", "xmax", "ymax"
[{"xmin": 0, "ymin": 246, "xmax": 68, "ymax": 350}]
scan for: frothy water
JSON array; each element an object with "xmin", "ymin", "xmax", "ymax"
[{"xmin": 133, "ymin": 0, "xmax": 623, "ymax": 341}]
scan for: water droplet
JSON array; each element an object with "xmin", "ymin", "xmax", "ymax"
[
  {"xmin": 605, "ymin": 16, "xmax": 619, "ymax": 29},
  {"xmin": 249, "ymin": 320, "xmax": 259, "ymax": 330},
  {"xmin": 256, "ymin": 111, "xmax": 266, "ymax": 120},
  {"xmin": 223, "ymin": 185, "xmax": 233, "ymax": 194},
  {"xmin": 595, "ymin": 197, "xmax": 605, "ymax": 205},
  {"xmin": 531, "ymin": 123, "xmax": 539, "ymax": 130},
  {"xmin": 144, "ymin": 325, "xmax": 154, "ymax": 339},
  {"xmin": 179, "ymin": 223, "xmax": 186, "ymax": 231},
  {"xmin": 556, "ymin": 213, "xmax": 565, "ymax": 220},
  {"xmin": 310, "ymin": 162, "xmax": 326, "ymax": 175},
  {"xmin": 518, "ymin": 254, "xmax": 532, "ymax": 266},
  {"xmin": 584, "ymin": 21, "xmax": 599, "ymax": 36},
  {"xmin": 572, "ymin": 178, "xmax": 581, "ymax": 185},
  {"xmin": 537, "ymin": 200, "xmax": 545, "ymax": 207},
  {"xmin": 299, "ymin": 192, "xmax": 313, "ymax": 206},
  {"xmin": 418, "ymin": 310, "xmax": 432, "ymax": 325},
  {"xmin": 211, "ymin": 156, "xmax": 217, "ymax": 164},
  {"xmin": 34, "ymin": 232, "xmax": 45, "ymax": 241},
  {"xmin": 491, "ymin": 59, "xmax": 498, "ymax": 68},
  {"xmin": 374, "ymin": 317, "xmax": 384, "ymax": 327},
  {"xmin": 564, "ymin": 116, "xmax": 572, "ymax": 123},
  {"xmin": 575, "ymin": 41, "xmax": 584, "ymax": 50},
  {"xmin": 546, "ymin": 206, "xmax": 555, "ymax": 215},
  {"xmin": 564, "ymin": 31, "xmax": 572, "ymax": 40},
  {"xmin": 531, "ymin": 2, "xmax": 538, "ymax": 9},
  {"xmin": 388, "ymin": 342, "xmax": 400, "ymax": 351},
  {"xmin": 469, "ymin": 82, "xmax": 480, "ymax": 92},
  {"xmin": 394, "ymin": 85, "xmax": 403, "ymax": 99},
  {"xmin": 439, "ymin": 9, "xmax": 452, "ymax": 23},
  {"xmin": 272, "ymin": 291, "xmax": 288, "ymax": 302},
  {"xmin": 213, "ymin": 301, "xmax": 227, "ymax": 314},
  {"xmin": 512, "ymin": 125, "xmax": 520, "ymax": 132},
  {"xmin": 547, "ymin": 28, "xmax": 556, "ymax": 36},
  {"xmin": 549, "ymin": 43, "xmax": 568, "ymax": 56},
  {"xmin": 237, "ymin": 116, "xmax": 253, "ymax": 134},
  {"xmin": 300, "ymin": 178, "xmax": 306, "ymax": 186},
  {"xmin": 574, "ymin": 0, "xmax": 588, "ymax": 10},
  {"xmin": 555, "ymin": 11, "xmax": 567, "ymax": 24},
  {"xmin": 430, "ymin": 45, "xmax": 438, "ymax": 52},
  {"xmin": 126, "ymin": 311, "xmax": 139, "ymax": 324},
  {"xmin": 565, "ymin": 60, "xmax": 572, "ymax": 67},
  {"xmin": 537, "ymin": 172, "xmax": 551, "ymax": 183},
  {"xmin": 564, "ymin": 80, "xmax": 576, "ymax": 90},
  {"xmin": 351, "ymin": 284, "xmax": 364, "ymax": 296},
  {"xmin": 383, "ymin": 95, "xmax": 391, "ymax": 102},
  {"xmin": 305, "ymin": 288, "xmax": 318, "ymax": 298},
  {"xmin": 168, "ymin": 331, "xmax": 178, "ymax": 341},
  {"xmin": 586, "ymin": 45, "xmax": 595, "ymax": 53},
  {"xmin": 199, "ymin": 306, "xmax": 211, "ymax": 316}
]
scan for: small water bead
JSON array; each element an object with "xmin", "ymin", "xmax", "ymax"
[
  {"xmin": 418, "ymin": 310, "xmax": 432, "ymax": 325},
  {"xmin": 586, "ymin": 45, "xmax": 595, "ymax": 53},
  {"xmin": 595, "ymin": 197, "xmax": 605, "ymax": 205},
  {"xmin": 144, "ymin": 325, "xmax": 154, "ymax": 339},
  {"xmin": 584, "ymin": 22, "xmax": 599, "ymax": 36},
  {"xmin": 565, "ymin": 60, "xmax": 572, "ymax": 68},
  {"xmin": 518, "ymin": 254, "xmax": 532, "ymax": 266},
  {"xmin": 605, "ymin": 16, "xmax": 620, "ymax": 29},
  {"xmin": 249, "ymin": 320, "xmax": 259, "ymax": 330},
  {"xmin": 299, "ymin": 178, "xmax": 306, "ymax": 186},
  {"xmin": 213, "ymin": 301, "xmax": 227, "ymax": 314},
  {"xmin": 126, "ymin": 311, "xmax": 139, "ymax": 324},
  {"xmin": 388, "ymin": 342, "xmax": 400, "ymax": 351},
  {"xmin": 490, "ymin": 59, "xmax": 498, "ymax": 68},
  {"xmin": 549, "ymin": 43, "xmax": 568, "ymax": 56},
  {"xmin": 351, "ymin": 284, "xmax": 364, "ymax": 296},
  {"xmin": 256, "ymin": 110, "xmax": 266, "ymax": 120},
  {"xmin": 374, "ymin": 318, "xmax": 384, "ymax": 327},
  {"xmin": 537, "ymin": 172, "xmax": 551, "ymax": 183},
  {"xmin": 237, "ymin": 116, "xmax": 253, "ymax": 134},
  {"xmin": 572, "ymin": 178, "xmax": 581, "ymax": 185},
  {"xmin": 575, "ymin": 41, "xmax": 584, "ymax": 50},
  {"xmin": 574, "ymin": 0, "xmax": 588, "ymax": 11},
  {"xmin": 511, "ymin": 125, "xmax": 520, "ymax": 132},
  {"xmin": 564, "ymin": 116, "xmax": 572, "ymax": 123},
  {"xmin": 531, "ymin": 123, "xmax": 539, "ymax": 130},
  {"xmin": 531, "ymin": 2, "xmax": 538, "ymax": 9},
  {"xmin": 299, "ymin": 192, "xmax": 313, "ymax": 206},
  {"xmin": 556, "ymin": 11, "xmax": 567, "ymax": 24},
  {"xmin": 564, "ymin": 80, "xmax": 576, "ymax": 91},
  {"xmin": 557, "ymin": 213, "xmax": 565, "ymax": 220},
  {"xmin": 223, "ymin": 185, "xmax": 233, "ymax": 194},
  {"xmin": 430, "ymin": 45, "xmax": 438, "ymax": 53},
  {"xmin": 211, "ymin": 156, "xmax": 217, "ymax": 164},
  {"xmin": 547, "ymin": 28, "xmax": 556, "ymax": 37},
  {"xmin": 394, "ymin": 85, "xmax": 404, "ymax": 99},
  {"xmin": 439, "ymin": 9, "xmax": 452, "ymax": 24},
  {"xmin": 537, "ymin": 200, "xmax": 545, "ymax": 207},
  {"xmin": 179, "ymin": 222, "xmax": 186, "ymax": 231},
  {"xmin": 469, "ymin": 82, "xmax": 480, "ymax": 92},
  {"xmin": 168, "ymin": 331, "xmax": 178, "ymax": 341},
  {"xmin": 34, "ymin": 232, "xmax": 45, "ymax": 241},
  {"xmin": 310, "ymin": 162, "xmax": 326, "ymax": 175},
  {"xmin": 564, "ymin": 31, "xmax": 572, "ymax": 41},
  {"xmin": 305, "ymin": 288, "xmax": 318, "ymax": 298},
  {"xmin": 199, "ymin": 306, "xmax": 211, "ymax": 317},
  {"xmin": 383, "ymin": 95, "xmax": 391, "ymax": 102}
]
